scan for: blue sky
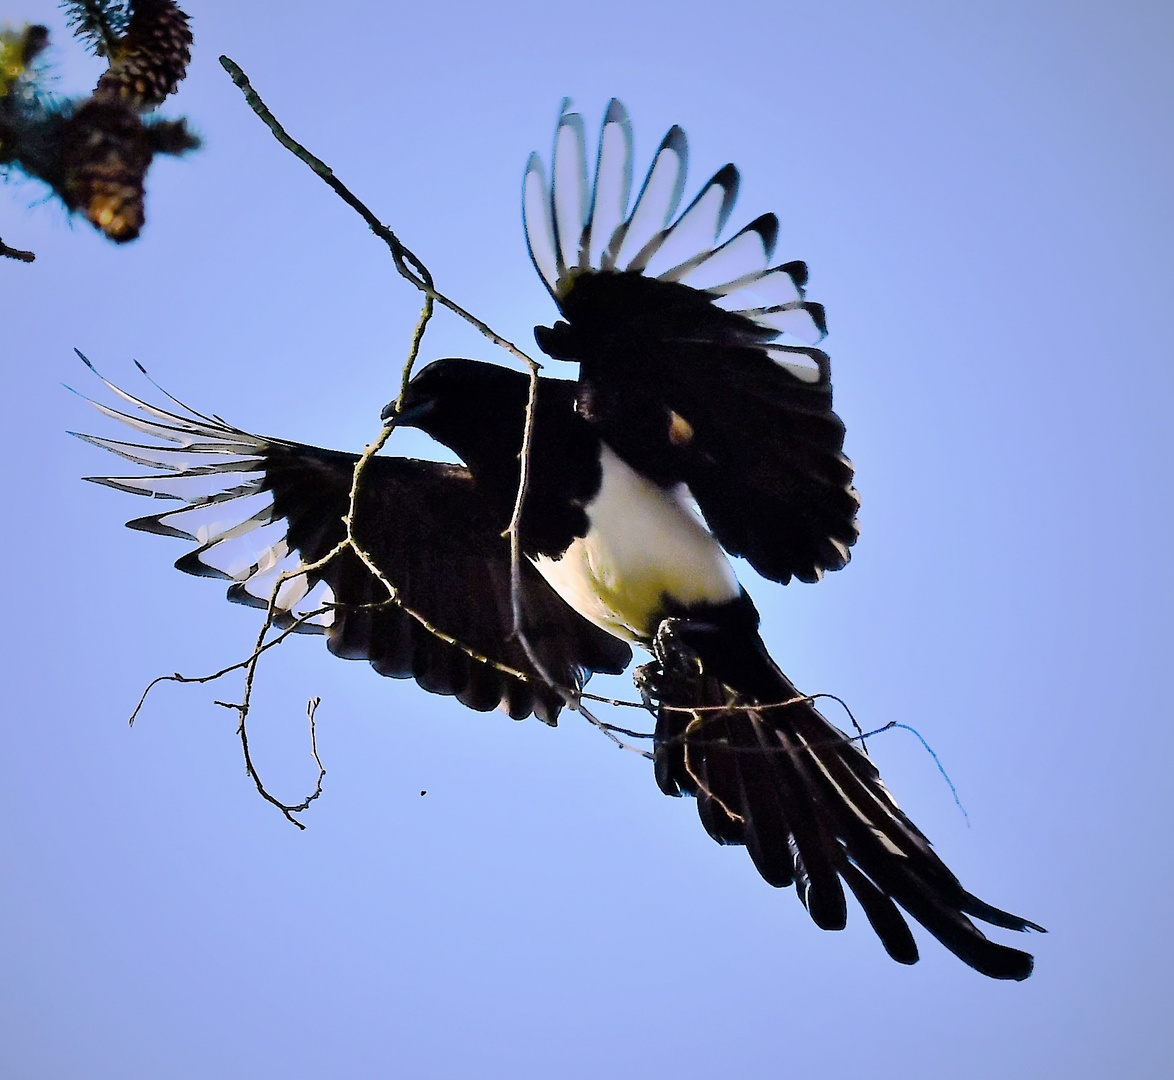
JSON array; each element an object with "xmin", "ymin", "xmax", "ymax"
[{"xmin": 3, "ymin": 1, "xmax": 1172, "ymax": 1076}]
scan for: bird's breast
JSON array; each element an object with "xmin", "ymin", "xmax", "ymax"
[{"xmin": 530, "ymin": 443, "xmax": 739, "ymax": 643}]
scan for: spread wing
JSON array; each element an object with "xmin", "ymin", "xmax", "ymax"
[
  {"xmin": 524, "ymin": 100, "xmax": 858, "ymax": 585},
  {"xmin": 72, "ymin": 358, "xmax": 631, "ymax": 723}
]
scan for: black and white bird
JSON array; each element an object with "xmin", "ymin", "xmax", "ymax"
[{"xmin": 74, "ymin": 100, "xmax": 1043, "ymax": 979}]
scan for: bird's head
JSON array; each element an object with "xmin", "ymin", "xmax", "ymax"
[{"xmin": 381, "ymin": 358, "xmax": 533, "ymax": 470}]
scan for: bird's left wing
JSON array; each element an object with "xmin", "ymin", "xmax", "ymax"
[
  {"xmin": 72, "ymin": 359, "xmax": 631, "ymax": 723},
  {"xmin": 524, "ymin": 101, "xmax": 858, "ymax": 585}
]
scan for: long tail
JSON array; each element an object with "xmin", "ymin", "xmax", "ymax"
[{"xmin": 644, "ymin": 618, "xmax": 1044, "ymax": 979}]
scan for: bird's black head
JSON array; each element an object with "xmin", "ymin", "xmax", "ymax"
[{"xmin": 382, "ymin": 358, "xmax": 533, "ymax": 471}]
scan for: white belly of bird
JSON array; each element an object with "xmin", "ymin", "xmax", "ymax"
[{"xmin": 531, "ymin": 444, "xmax": 740, "ymax": 643}]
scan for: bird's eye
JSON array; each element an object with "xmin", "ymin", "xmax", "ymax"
[{"xmin": 667, "ymin": 410, "xmax": 694, "ymax": 446}]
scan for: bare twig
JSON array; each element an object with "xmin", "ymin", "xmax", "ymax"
[
  {"xmin": 127, "ymin": 226, "xmax": 554, "ymax": 825},
  {"xmin": 124, "ymin": 604, "xmax": 330, "ymax": 828},
  {"xmin": 579, "ymin": 704, "xmax": 654, "ymax": 757},
  {"xmin": 124, "ymin": 106, "xmax": 563, "ymax": 821},
  {"xmin": 504, "ymin": 362, "xmax": 552, "ymax": 679},
  {"xmin": 0, "ymin": 236, "xmax": 36, "ymax": 262},
  {"xmin": 218, "ymin": 55, "xmax": 599, "ymax": 733},
  {"xmin": 682, "ymin": 709, "xmax": 745, "ymax": 823}
]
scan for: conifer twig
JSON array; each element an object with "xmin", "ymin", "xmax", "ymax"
[{"xmin": 0, "ymin": 236, "xmax": 36, "ymax": 262}]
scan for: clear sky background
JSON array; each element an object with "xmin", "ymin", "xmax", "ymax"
[{"xmin": 2, "ymin": 1, "xmax": 1171, "ymax": 1076}]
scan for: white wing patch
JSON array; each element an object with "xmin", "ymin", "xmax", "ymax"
[
  {"xmin": 71, "ymin": 356, "xmax": 335, "ymax": 631},
  {"xmin": 551, "ymin": 102, "xmax": 589, "ymax": 277},
  {"xmin": 522, "ymin": 154, "xmax": 559, "ymax": 292},
  {"xmin": 531, "ymin": 444, "xmax": 739, "ymax": 644},
  {"xmin": 586, "ymin": 99, "xmax": 633, "ymax": 270},
  {"xmin": 523, "ymin": 100, "xmax": 828, "ymax": 349},
  {"xmin": 764, "ymin": 345, "xmax": 826, "ymax": 385},
  {"xmin": 666, "ymin": 218, "xmax": 774, "ymax": 290}
]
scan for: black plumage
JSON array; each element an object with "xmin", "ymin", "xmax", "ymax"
[
  {"xmin": 644, "ymin": 620, "xmax": 1044, "ymax": 979},
  {"xmin": 77, "ymin": 345, "xmax": 1043, "ymax": 977},
  {"xmin": 538, "ymin": 271, "xmax": 857, "ymax": 583},
  {"xmin": 391, "ymin": 358, "xmax": 1044, "ymax": 977},
  {"xmin": 261, "ymin": 448, "xmax": 631, "ymax": 722},
  {"xmin": 523, "ymin": 99, "xmax": 858, "ymax": 585},
  {"xmin": 73, "ymin": 99, "xmax": 1044, "ymax": 979}
]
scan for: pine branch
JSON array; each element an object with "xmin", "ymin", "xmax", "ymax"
[
  {"xmin": 63, "ymin": 0, "xmax": 129, "ymax": 59},
  {"xmin": 2, "ymin": 7, "xmax": 198, "ymax": 243}
]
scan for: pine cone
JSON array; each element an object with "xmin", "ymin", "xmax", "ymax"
[
  {"xmin": 61, "ymin": 98, "xmax": 152, "ymax": 242},
  {"xmin": 95, "ymin": 1, "xmax": 192, "ymax": 112}
]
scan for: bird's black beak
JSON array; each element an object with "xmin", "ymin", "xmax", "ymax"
[{"xmin": 380, "ymin": 396, "xmax": 437, "ymax": 426}]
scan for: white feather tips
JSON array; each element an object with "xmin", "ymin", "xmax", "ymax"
[
  {"xmin": 76, "ymin": 363, "xmax": 335, "ymax": 630},
  {"xmin": 764, "ymin": 346, "xmax": 827, "ymax": 385},
  {"xmin": 522, "ymin": 153, "xmax": 559, "ymax": 297},
  {"xmin": 522, "ymin": 102, "xmax": 827, "ymax": 347},
  {"xmin": 612, "ymin": 125, "xmax": 689, "ymax": 272},
  {"xmin": 588, "ymin": 99, "xmax": 633, "ymax": 270},
  {"xmin": 551, "ymin": 104, "xmax": 589, "ymax": 277}
]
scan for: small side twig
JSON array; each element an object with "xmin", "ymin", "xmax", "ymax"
[
  {"xmin": 128, "ymin": 605, "xmax": 331, "ymax": 725},
  {"xmin": 211, "ymin": 695, "xmax": 327, "ymax": 826},
  {"xmin": 1, "ymin": 236, "xmax": 36, "ymax": 262},
  {"xmin": 682, "ymin": 708, "xmax": 746, "ymax": 823}
]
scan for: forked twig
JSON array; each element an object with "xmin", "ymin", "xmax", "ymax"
[
  {"xmin": 209, "ymin": 695, "xmax": 326, "ymax": 826},
  {"xmin": 218, "ymin": 56, "xmax": 601, "ymax": 733},
  {"xmin": 128, "ymin": 60, "xmax": 602, "ymax": 824},
  {"xmin": 128, "ymin": 605, "xmax": 332, "ymax": 726}
]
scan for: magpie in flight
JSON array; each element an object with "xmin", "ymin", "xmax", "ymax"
[{"xmin": 74, "ymin": 100, "xmax": 1043, "ymax": 979}]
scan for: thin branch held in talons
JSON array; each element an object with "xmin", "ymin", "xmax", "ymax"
[{"xmin": 219, "ymin": 54, "xmax": 574, "ymax": 722}]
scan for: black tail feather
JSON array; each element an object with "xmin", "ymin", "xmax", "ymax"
[
  {"xmin": 750, "ymin": 713, "xmax": 847, "ymax": 929},
  {"xmin": 840, "ymin": 861, "xmax": 919, "ymax": 965},
  {"xmin": 647, "ymin": 617, "xmax": 1043, "ymax": 979}
]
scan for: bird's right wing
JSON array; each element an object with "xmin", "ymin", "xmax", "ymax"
[{"xmin": 73, "ymin": 359, "xmax": 632, "ymax": 723}]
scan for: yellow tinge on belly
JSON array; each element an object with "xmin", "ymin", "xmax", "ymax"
[{"xmin": 531, "ymin": 445, "xmax": 739, "ymax": 643}]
